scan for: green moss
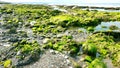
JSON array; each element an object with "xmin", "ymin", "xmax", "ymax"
[
  {"xmin": 4, "ymin": 59, "xmax": 12, "ymax": 68},
  {"xmin": 50, "ymin": 15, "xmax": 80, "ymax": 27},
  {"xmin": 84, "ymin": 55, "xmax": 93, "ymax": 62},
  {"xmin": 7, "ymin": 27, "xmax": 17, "ymax": 34},
  {"xmin": 13, "ymin": 40, "xmax": 41, "ymax": 60},
  {"xmin": 44, "ymin": 36, "xmax": 80, "ymax": 54},
  {"xmin": 87, "ymin": 27, "xmax": 94, "ymax": 32},
  {"xmin": 101, "ymin": 26, "xmax": 107, "ymax": 28},
  {"xmin": 112, "ymin": 52, "xmax": 120, "ymax": 66},
  {"xmin": 1, "ymin": 4, "xmax": 120, "ymax": 67},
  {"xmin": 82, "ymin": 43, "xmax": 97, "ymax": 56},
  {"xmin": 88, "ymin": 58, "xmax": 107, "ymax": 68},
  {"xmin": 82, "ymin": 33, "xmax": 120, "ymax": 66}
]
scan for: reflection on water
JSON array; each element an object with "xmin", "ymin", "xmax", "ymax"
[{"xmin": 95, "ymin": 21, "xmax": 120, "ymax": 32}]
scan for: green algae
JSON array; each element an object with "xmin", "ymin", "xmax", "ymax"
[{"xmin": 1, "ymin": 4, "xmax": 120, "ymax": 68}]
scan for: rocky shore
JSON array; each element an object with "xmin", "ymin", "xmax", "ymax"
[{"xmin": 0, "ymin": 4, "xmax": 120, "ymax": 68}]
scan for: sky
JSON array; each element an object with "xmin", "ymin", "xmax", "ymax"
[{"xmin": 0, "ymin": 0, "xmax": 120, "ymax": 3}]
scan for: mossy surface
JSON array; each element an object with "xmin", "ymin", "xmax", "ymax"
[
  {"xmin": 88, "ymin": 58, "xmax": 107, "ymax": 68},
  {"xmin": 43, "ymin": 35, "xmax": 81, "ymax": 54},
  {"xmin": 0, "ymin": 4, "xmax": 120, "ymax": 68},
  {"xmin": 82, "ymin": 33, "xmax": 120, "ymax": 66},
  {"xmin": 4, "ymin": 59, "xmax": 12, "ymax": 68}
]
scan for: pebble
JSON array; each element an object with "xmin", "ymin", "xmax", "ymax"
[
  {"xmin": 43, "ymin": 38, "xmax": 49, "ymax": 44},
  {"xmin": 64, "ymin": 55, "xmax": 69, "ymax": 59},
  {"xmin": 57, "ymin": 34, "xmax": 64, "ymax": 38},
  {"xmin": 16, "ymin": 51, "xmax": 21, "ymax": 55},
  {"xmin": 55, "ymin": 51, "xmax": 59, "ymax": 54},
  {"xmin": 3, "ymin": 43, "xmax": 11, "ymax": 47},
  {"xmin": 69, "ymin": 66, "xmax": 73, "ymax": 68},
  {"xmin": 82, "ymin": 64, "xmax": 87, "ymax": 68},
  {"xmin": 80, "ymin": 58, "xmax": 85, "ymax": 62},
  {"xmin": 30, "ymin": 21, "xmax": 36, "ymax": 26},
  {"xmin": 66, "ymin": 59, "xmax": 71, "ymax": 64},
  {"xmin": 50, "ymin": 49, "xmax": 54, "ymax": 53}
]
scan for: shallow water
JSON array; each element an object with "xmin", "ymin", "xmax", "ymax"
[
  {"xmin": 82, "ymin": 8, "xmax": 120, "ymax": 12},
  {"xmin": 16, "ymin": 2, "xmax": 120, "ymax": 7},
  {"xmin": 95, "ymin": 21, "xmax": 120, "ymax": 32}
]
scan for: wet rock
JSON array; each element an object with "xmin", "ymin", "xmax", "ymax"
[
  {"xmin": 16, "ymin": 53, "xmax": 40, "ymax": 66},
  {"xmin": 8, "ymin": 37, "xmax": 18, "ymax": 42},
  {"xmin": 21, "ymin": 49, "xmax": 73, "ymax": 68},
  {"xmin": 0, "ymin": 46, "xmax": 16, "ymax": 61}
]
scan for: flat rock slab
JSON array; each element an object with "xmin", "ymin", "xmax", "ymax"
[{"xmin": 20, "ymin": 49, "xmax": 73, "ymax": 68}]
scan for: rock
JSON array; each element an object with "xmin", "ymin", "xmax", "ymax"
[
  {"xmin": 69, "ymin": 66, "xmax": 73, "ymax": 68},
  {"xmin": 8, "ymin": 37, "xmax": 18, "ymax": 42},
  {"xmin": 16, "ymin": 52, "xmax": 40, "ymax": 66},
  {"xmin": 49, "ymin": 25, "xmax": 56, "ymax": 28},
  {"xmin": 43, "ymin": 38, "xmax": 50, "ymax": 44},
  {"xmin": 55, "ymin": 51, "xmax": 59, "ymax": 54},
  {"xmin": 50, "ymin": 50, "xmax": 54, "ymax": 53},
  {"xmin": 21, "ymin": 49, "xmax": 73, "ymax": 68},
  {"xmin": 30, "ymin": 21, "xmax": 36, "ymax": 26},
  {"xmin": 3, "ymin": 43, "xmax": 11, "ymax": 47},
  {"xmin": 66, "ymin": 59, "xmax": 71, "ymax": 64},
  {"xmin": 64, "ymin": 55, "xmax": 69, "ymax": 59},
  {"xmin": 57, "ymin": 34, "xmax": 64, "ymax": 38},
  {"xmin": 16, "ymin": 51, "xmax": 21, "ymax": 55},
  {"xmin": 80, "ymin": 57, "xmax": 85, "ymax": 62},
  {"xmin": 82, "ymin": 64, "xmax": 87, "ymax": 68}
]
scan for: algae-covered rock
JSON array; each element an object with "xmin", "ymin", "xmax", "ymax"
[
  {"xmin": 82, "ymin": 43, "xmax": 97, "ymax": 56},
  {"xmin": 87, "ymin": 27, "xmax": 94, "ymax": 32},
  {"xmin": 112, "ymin": 52, "xmax": 120, "ymax": 66},
  {"xmin": 84, "ymin": 55, "xmax": 93, "ymax": 62},
  {"xmin": 0, "ymin": 40, "xmax": 41, "ymax": 67},
  {"xmin": 43, "ymin": 36, "xmax": 81, "ymax": 55},
  {"xmin": 50, "ymin": 15, "xmax": 79, "ymax": 27},
  {"xmin": 88, "ymin": 58, "xmax": 107, "ymax": 68},
  {"xmin": 4, "ymin": 59, "xmax": 12, "ymax": 68}
]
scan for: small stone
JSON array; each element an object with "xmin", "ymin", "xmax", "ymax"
[
  {"xmin": 3, "ymin": 43, "xmax": 11, "ymax": 47},
  {"xmin": 66, "ymin": 60, "xmax": 70, "ymax": 64},
  {"xmin": 64, "ymin": 55, "xmax": 69, "ymax": 59},
  {"xmin": 50, "ymin": 50, "xmax": 54, "ymax": 53},
  {"xmin": 57, "ymin": 34, "xmax": 64, "ymax": 38},
  {"xmin": 30, "ymin": 21, "xmax": 36, "ymax": 26},
  {"xmin": 55, "ymin": 51, "xmax": 59, "ymax": 54},
  {"xmin": 16, "ymin": 51, "xmax": 21, "ymax": 55},
  {"xmin": 82, "ymin": 64, "xmax": 87, "ymax": 68},
  {"xmin": 49, "ymin": 25, "xmax": 55, "ymax": 28},
  {"xmin": 18, "ymin": 22, "xmax": 22, "ymax": 25},
  {"xmin": 43, "ymin": 38, "xmax": 49, "ymax": 44},
  {"xmin": 69, "ymin": 66, "xmax": 73, "ymax": 68},
  {"xmin": 51, "ymin": 65, "xmax": 54, "ymax": 67},
  {"xmin": 80, "ymin": 58, "xmax": 85, "ymax": 61}
]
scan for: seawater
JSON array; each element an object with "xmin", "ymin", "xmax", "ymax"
[{"xmin": 13, "ymin": 2, "xmax": 120, "ymax": 7}]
